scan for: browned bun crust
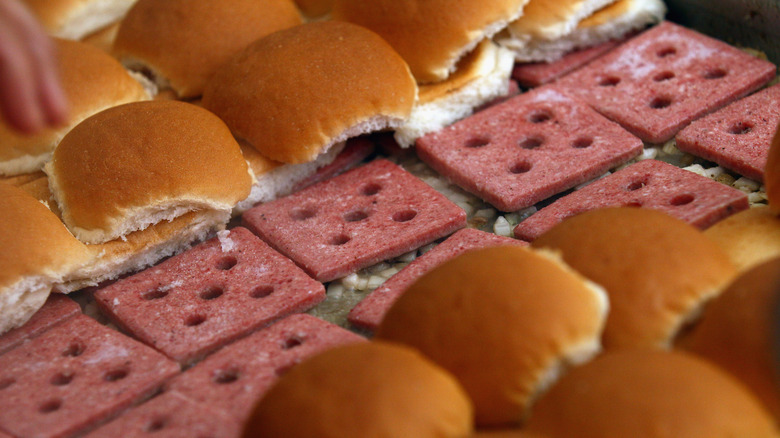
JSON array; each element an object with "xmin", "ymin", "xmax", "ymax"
[
  {"xmin": 331, "ymin": 0, "xmax": 528, "ymax": 83},
  {"xmin": 44, "ymin": 100, "xmax": 251, "ymax": 244},
  {"xmin": 704, "ymin": 206, "xmax": 780, "ymax": 274},
  {"xmin": 525, "ymin": 349, "xmax": 779, "ymax": 438},
  {"xmin": 532, "ymin": 207, "xmax": 737, "ymax": 350},
  {"xmin": 0, "ymin": 38, "xmax": 148, "ymax": 176},
  {"xmin": 676, "ymin": 256, "xmax": 780, "ymax": 421},
  {"xmin": 23, "ymin": 0, "xmax": 137, "ymax": 39},
  {"xmin": 376, "ymin": 246, "xmax": 608, "ymax": 427},
  {"xmin": 294, "ymin": 0, "xmax": 332, "ymax": 18},
  {"xmin": 242, "ymin": 341, "xmax": 474, "ymax": 438},
  {"xmin": 767, "ymin": 121, "xmax": 780, "ymax": 215},
  {"xmin": 202, "ymin": 21, "xmax": 416, "ymax": 164},
  {"xmin": 113, "ymin": 0, "xmax": 302, "ymax": 98}
]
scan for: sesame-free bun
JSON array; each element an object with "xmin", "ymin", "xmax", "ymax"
[
  {"xmin": 23, "ymin": 0, "xmax": 137, "ymax": 39},
  {"xmin": 242, "ymin": 342, "xmax": 474, "ymax": 438},
  {"xmin": 767, "ymin": 121, "xmax": 780, "ymax": 215},
  {"xmin": 676, "ymin": 257, "xmax": 780, "ymax": 421},
  {"xmin": 331, "ymin": 0, "xmax": 530, "ymax": 83},
  {"xmin": 525, "ymin": 349, "xmax": 779, "ymax": 438},
  {"xmin": 203, "ymin": 21, "xmax": 416, "ymax": 164},
  {"xmin": 0, "ymin": 183, "xmax": 91, "ymax": 335},
  {"xmin": 0, "ymin": 38, "xmax": 149, "ymax": 177},
  {"xmin": 532, "ymin": 207, "xmax": 737, "ymax": 350},
  {"xmin": 113, "ymin": 0, "xmax": 302, "ymax": 99},
  {"xmin": 376, "ymin": 246, "xmax": 609, "ymax": 427},
  {"xmin": 394, "ymin": 40, "xmax": 516, "ymax": 148},
  {"xmin": 704, "ymin": 206, "xmax": 780, "ymax": 273},
  {"xmin": 294, "ymin": 0, "xmax": 332, "ymax": 19},
  {"xmin": 44, "ymin": 100, "xmax": 252, "ymax": 244}
]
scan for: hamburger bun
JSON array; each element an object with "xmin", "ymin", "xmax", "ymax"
[
  {"xmin": 0, "ymin": 183, "xmax": 91, "ymax": 334},
  {"xmin": 0, "ymin": 38, "xmax": 149, "ymax": 177},
  {"xmin": 113, "ymin": 0, "xmax": 302, "ymax": 99},
  {"xmin": 376, "ymin": 246, "xmax": 609, "ymax": 427},
  {"xmin": 331, "ymin": 0, "xmax": 530, "ymax": 83},
  {"xmin": 79, "ymin": 20, "xmax": 119, "ymax": 53},
  {"xmin": 676, "ymin": 256, "xmax": 780, "ymax": 421},
  {"xmin": 767, "ymin": 120, "xmax": 780, "ymax": 215},
  {"xmin": 242, "ymin": 341, "xmax": 474, "ymax": 438},
  {"xmin": 532, "ymin": 207, "xmax": 737, "ymax": 350},
  {"xmin": 203, "ymin": 21, "xmax": 416, "ymax": 164},
  {"xmin": 44, "ymin": 100, "xmax": 252, "ymax": 244},
  {"xmin": 22, "ymin": 0, "xmax": 137, "ymax": 40},
  {"xmin": 704, "ymin": 206, "xmax": 780, "ymax": 273},
  {"xmin": 294, "ymin": 0, "xmax": 332, "ymax": 19},
  {"xmin": 525, "ymin": 349, "xmax": 779, "ymax": 438}
]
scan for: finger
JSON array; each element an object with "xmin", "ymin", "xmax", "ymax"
[
  {"xmin": 27, "ymin": 34, "xmax": 68, "ymax": 126},
  {"xmin": 0, "ymin": 22, "xmax": 44, "ymax": 133}
]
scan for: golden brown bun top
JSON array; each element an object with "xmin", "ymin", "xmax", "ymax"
[
  {"xmin": 532, "ymin": 207, "xmax": 737, "ymax": 350},
  {"xmin": 704, "ymin": 206, "xmax": 780, "ymax": 274},
  {"xmin": 526, "ymin": 349, "xmax": 779, "ymax": 438},
  {"xmin": 0, "ymin": 38, "xmax": 148, "ymax": 166},
  {"xmin": 294, "ymin": 0, "xmax": 332, "ymax": 18},
  {"xmin": 767, "ymin": 121, "xmax": 780, "ymax": 215},
  {"xmin": 578, "ymin": 0, "xmax": 632, "ymax": 28},
  {"xmin": 472, "ymin": 431, "xmax": 549, "ymax": 438},
  {"xmin": 677, "ymin": 256, "xmax": 780, "ymax": 421},
  {"xmin": 202, "ymin": 21, "xmax": 416, "ymax": 164},
  {"xmin": 113, "ymin": 0, "xmax": 301, "ymax": 99},
  {"xmin": 46, "ymin": 100, "xmax": 251, "ymax": 243},
  {"xmin": 332, "ymin": 0, "xmax": 528, "ymax": 83},
  {"xmin": 507, "ymin": 0, "xmax": 601, "ymax": 37},
  {"xmin": 376, "ymin": 246, "xmax": 607, "ymax": 427},
  {"xmin": 243, "ymin": 341, "xmax": 474, "ymax": 438},
  {"xmin": 0, "ymin": 183, "xmax": 90, "ymax": 290},
  {"xmin": 418, "ymin": 40, "xmax": 498, "ymax": 104}
]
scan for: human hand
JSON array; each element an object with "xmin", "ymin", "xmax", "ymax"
[{"xmin": 0, "ymin": 0, "xmax": 68, "ymax": 134}]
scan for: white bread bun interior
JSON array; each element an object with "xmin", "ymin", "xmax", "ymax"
[
  {"xmin": 203, "ymin": 21, "xmax": 416, "ymax": 165},
  {"xmin": 331, "ymin": 0, "xmax": 530, "ymax": 83},
  {"xmin": 376, "ymin": 246, "xmax": 609, "ymax": 427},
  {"xmin": 0, "ymin": 183, "xmax": 91, "ymax": 334},
  {"xmin": 0, "ymin": 38, "xmax": 149, "ymax": 177},
  {"xmin": 394, "ymin": 40, "xmax": 516, "ymax": 148},
  {"xmin": 113, "ymin": 0, "xmax": 302, "ymax": 99},
  {"xmin": 44, "ymin": 100, "xmax": 252, "ymax": 244},
  {"xmin": 704, "ymin": 206, "xmax": 780, "ymax": 274},
  {"xmin": 23, "ymin": 0, "xmax": 138, "ymax": 40},
  {"xmin": 532, "ymin": 207, "xmax": 737, "ymax": 350},
  {"xmin": 526, "ymin": 349, "xmax": 780, "ymax": 437},
  {"xmin": 242, "ymin": 341, "xmax": 474, "ymax": 438},
  {"xmin": 498, "ymin": 0, "xmax": 666, "ymax": 62}
]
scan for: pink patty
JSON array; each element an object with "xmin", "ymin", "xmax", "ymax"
[
  {"xmin": 348, "ymin": 228, "xmax": 527, "ymax": 331},
  {"xmin": 167, "ymin": 314, "xmax": 365, "ymax": 423},
  {"xmin": 0, "ymin": 315, "xmax": 179, "ymax": 438},
  {"xmin": 0, "ymin": 293, "xmax": 81, "ymax": 356},
  {"xmin": 555, "ymin": 21, "xmax": 777, "ymax": 144},
  {"xmin": 292, "ymin": 135, "xmax": 375, "ymax": 192},
  {"xmin": 242, "ymin": 159, "xmax": 467, "ymax": 282},
  {"xmin": 512, "ymin": 39, "xmax": 622, "ymax": 88},
  {"xmin": 94, "ymin": 227, "xmax": 326, "ymax": 365},
  {"xmin": 416, "ymin": 86, "xmax": 643, "ymax": 212},
  {"xmin": 676, "ymin": 83, "xmax": 780, "ymax": 182},
  {"xmin": 514, "ymin": 159, "xmax": 749, "ymax": 241}
]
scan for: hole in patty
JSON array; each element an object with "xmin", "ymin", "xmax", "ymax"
[
  {"xmin": 728, "ymin": 121, "xmax": 753, "ymax": 135},
  {"xmin": 649, "ymin": 97, "xmax": 672, "ymax": 109},
  {"xmin": 344, "ymin": 209, "xmax": 369, "ymax": 222},
  {"xmin": 657, "ymin": 46, "xmax": 677, "ymax": 58},
  {"xmin": 519, "ymin": 135, "xmax": 544, "ymax": 149},
  {"xmin": 653, "ymin": 71, "xmax": 675, "ymax": 82},
  {"xmin": 328, "ymin": 234, "xmax": 351, "ymax": 245},
  {"xmin": 249, "ymin": 285, "xmax": 274, "ymax": 299},
  {"xmin": 39, "ymin": 399, "xmax": 62, "ymax": 414},
  {"xmin": 289, "ymin": 206, "xmax": 317, "ymax": 221},
  {"xmin": 572, "ymin": 137, "xmax": 593, "ymax": 149},
  {"xmin": 361, "ymin": 182, "xmax": 381, "ymax": 196},
  {"xmin": 528, "ymin": 110, "xmax": 553, "ymax": 123},
  {"xmin": 142, "ymin": 288, "xmax": 169, "ymax": 301},
  {"xmin": 199, "ymin": 286, "xmax": 224, "ymax": 301},
  {"xmin": 670, "ymin": 194, "xmax": 695, "ymax": 206},
  {"xmin": 62, "ymin": 341, "xmax": 85, "ymax": 357},
  {"xmin": 146, "ymin": 417, "xmax": 167, "ymax": 432},
  {"xmin": 626, "ymin": 179, "xmax": 648, "ymax": 191},
  {"xmin": 597, "ymin": 76, "xmax": 620, "ymax": 87},
  {"xmin": 392, "ymin": 210, "xmax": 417, "ymax": 222},
  {"xmin": 282, "ymin": 336, "xmax": 305, "ymax": 350},
  {"xmin": 464, "ymin": 136, "xmax": 490, "ymax": 148},
  {"xmin": 104, "ymin": 369, "xmax": 129, "ymax": 382},
  {"xmin": 185, "ymin": 314, "xmax": 207, "ymax": 327},
  {"xmin": 703, "ymin": 68, "xmax": 727, "ymax": 79},
  {"xmin": 216, "ymin": 256, "xmax": 237, "ymax": 271},
  {"xmin": 50, "ymin": 372, "xmax": 74, "ymax": 386},
  {"xmin": 509, "ymin": 161, "xmax": 532, "ymax": 174},
  {"xmin": 0, "ymin": 378, "xmax": 15, "ymax": 390},
  {"xmin": 212, "ymin": 368, "xmax": 240, "ymax": 385}
]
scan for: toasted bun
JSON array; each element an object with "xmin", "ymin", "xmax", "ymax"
[
  {"xmin": 294, "ymin": 0, "xmax": 332, "ymax": 18},
  {"xmin": 23, "ymin": 0, "xmax": 138, "ymax": 40},
  {"xmin": 44, "ymin": 100, "xmax": 251, "ymax": 244},
  {"xmin": 676, "ymin": 257, "xmax": 780, "ymax": 421},
  {"xmin": 704, "ymin": 206, "xmax": 780, "ymax": 273},
  {"xmin": 526, "ymin": 349, "xmax": 779, "ymax": 438},
  {"xmin": 331, "ymin": 0, "xmax": 530, "ymax": 83},
  {"xmin": 243, "ymin": 342, "xmax": 474, "ymax": 438},
  {"xmin": 394, "ymin": 40, "xmax": 516, "ymax": 148},
  {"xmin": 203, "ymin": 21, "xmax": 416, "ymax": 164},
  {"xmin": 0, "ymin": 38, "xmax": 149, "ymax": 176},
  {"xmin": 113, "ymin": 0, "xmax": 302, "ymax": 99},
  {"xmin": 0, "ymin": 183, "xmax": 91, "ymax": 334},
  {"xmin": 768, "ymin": 121, "xmax": 780, "ymax": 215},
  {"xmin": 532, "ymin": 207, "xmax": 737, "ymax": 350},
  {"xmin": 376, "ymin": 246, "xmax": 609, "ymax": 427},
  {"xmin": 498, "ymin": 0, "xmax": 665, "ymax": 62}
]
